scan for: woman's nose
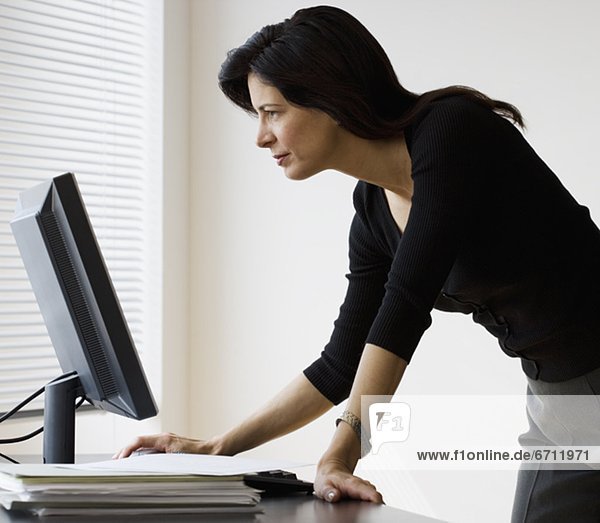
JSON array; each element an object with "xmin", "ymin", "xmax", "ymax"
[{"xmin": 256, "ymin": 122, "xmax": 274, "ymax": 148}]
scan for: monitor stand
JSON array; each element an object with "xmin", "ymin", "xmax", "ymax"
[{"xmin": 43, "ymin": 373, "xmax": 82, "ymax": 464}]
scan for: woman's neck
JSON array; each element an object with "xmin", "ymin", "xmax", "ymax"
[{"xmin": 332, "ymin": 132, "xmax": 413, "ymax": 200}]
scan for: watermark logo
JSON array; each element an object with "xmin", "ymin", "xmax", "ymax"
[{"xmin": 368, "ymin": 402, "xmax": 411, "ymax": 454}]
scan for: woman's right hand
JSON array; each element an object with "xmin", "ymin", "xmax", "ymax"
[
  {"xmin": 112, "ymin": 432, "xmax": 222, "ymax": 459},
  {"xmin": 111, "ymin": 374, "xmax": 333, "ymax": 460}
]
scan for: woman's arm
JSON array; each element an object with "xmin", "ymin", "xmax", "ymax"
[
  {"xmin": 313, "ymin": 343, "xmax": 407, "ymax": 503},
  {"xmin": 214, "ymin": 372, "xmax": 334, "ymax": 455},
  {"xmin": 113, "ymin": 373, "xmax": 334, "ymax": 458}
]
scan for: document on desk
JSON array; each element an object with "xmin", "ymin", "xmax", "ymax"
[
  {"xmin": 57, "ymin": 453, "xmax": 307, "ymax": 475},
  {"xmin": 0, "ymin": 455, "xmax": 303, "ymax": 516}
]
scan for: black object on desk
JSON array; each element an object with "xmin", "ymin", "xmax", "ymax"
[{"xmin": 243, "ymin": 469, "xmax": 314, "ymax": 495}]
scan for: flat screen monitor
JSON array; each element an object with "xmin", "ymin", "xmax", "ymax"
[{"xmin": 10, "ymin": 172, "xmax": 158, "ymax": 463}]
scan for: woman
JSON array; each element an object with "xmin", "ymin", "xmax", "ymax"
[{"xmin": 116, "ymin": 6, "xmax": 600, "ymax": 521}]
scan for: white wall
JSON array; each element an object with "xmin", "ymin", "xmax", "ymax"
[
  {"xmin": 159, "ymin": 0, "xmax": 191, "ymax": 439},
  {"xmin": 183, "ymin": 1, "xmax": 600, "ymax": 522}
]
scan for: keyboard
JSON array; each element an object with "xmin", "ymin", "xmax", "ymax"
[{"xmin": 243, "ymin": 469, "xmax": 314, "ymax": 496}]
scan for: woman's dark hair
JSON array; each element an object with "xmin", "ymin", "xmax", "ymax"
[{"xmin": 218, "ymin": 6, "xmax": 524, "ymax": 139}]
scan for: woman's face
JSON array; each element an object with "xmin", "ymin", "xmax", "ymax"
[{"xmin": 247, "ymin": 73, "xmax": 344, "ymax": 181}]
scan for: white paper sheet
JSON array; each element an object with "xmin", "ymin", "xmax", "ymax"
[{"xmin": 55, "ymin": 453, "xmax": 308, "ymax": 476}]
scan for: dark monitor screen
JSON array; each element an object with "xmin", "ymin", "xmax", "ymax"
[{"xmin": 10, "ymin": 172, "xmax": 158, "ymax": 462}]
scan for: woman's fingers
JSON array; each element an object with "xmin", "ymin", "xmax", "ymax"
[
  {"xmin": 321, "ymin": 487, "xmax": 340, "ymax": 503},
  {"xmin": 112, "ymin": 433, "xmax": 198, "ymax": 459},
  {"xmin": 112, "ymin": 435, "xmax": 158, "ymax": 459},
  {"xmin": 321, "ymin": 477, "xmax": 382, "ymax": 503},
  {"xmin": 314, "ymin": 465, "xmax": 384, "ymax": 504},
  {"xmin": 341, "ymin": 476, "xmax": 383, "ymax": 503}
]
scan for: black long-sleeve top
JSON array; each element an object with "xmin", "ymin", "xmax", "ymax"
[{"xmin": 303, "ymin": 96, "xmax": 600, "ymax": 405}]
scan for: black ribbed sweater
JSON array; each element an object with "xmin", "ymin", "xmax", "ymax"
[{"xmin": 303, "ymin": 96, "xmax": 600, "ymax": 405}]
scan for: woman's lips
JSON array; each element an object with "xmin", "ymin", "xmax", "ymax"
[{"xmin": 273, "ymin": 153, "xmax": 289, "ymax": 166}]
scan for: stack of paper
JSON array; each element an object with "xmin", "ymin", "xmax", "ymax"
[{"xmin": 0, "ymin": 454, "xmax": 299, "ymax": 517}]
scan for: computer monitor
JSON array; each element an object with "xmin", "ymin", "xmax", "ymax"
[{"xmin": 10, "ymin": 172, "xmax": 158, "ymax": 463}]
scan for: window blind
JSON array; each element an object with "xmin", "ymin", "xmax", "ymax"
[{"xmin": 0, "ymin": 0, "xmax": 163, "ymax": 414}]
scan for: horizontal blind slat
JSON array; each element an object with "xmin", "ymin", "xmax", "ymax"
[
  {"xmin": 35, "ymin": 0, "xmax": 144, "ymax": 21},
  {"xmin": 0, "ymin": 32, "xmax": 144, "ymax": 68},
  {"xmin": 0, "ymin": 2, "xmax": 145, "ymax": 45},
  {"xmin": 0, "ymin": 70, "xmax": 144, "ymax": 98}
]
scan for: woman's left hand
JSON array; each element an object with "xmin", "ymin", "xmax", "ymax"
[{"xmin": 313, "ymin": 458, "xmax": 384, "ymax": 504}]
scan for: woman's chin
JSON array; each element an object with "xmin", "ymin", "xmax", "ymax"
[{"xmin": 283, "ymin": 167, "xmax": 318, "ymax": 181}]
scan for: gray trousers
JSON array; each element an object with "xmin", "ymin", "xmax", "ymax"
[{"xmin": 511, "ymin": 367, "xmax": 600, "ymax": 522}]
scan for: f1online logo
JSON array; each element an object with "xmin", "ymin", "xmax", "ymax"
[{"xmin": 368, "ymin": 402, "xmax": 411, "ymax": 454}]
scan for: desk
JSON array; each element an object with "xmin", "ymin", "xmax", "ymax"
[
  {"xmin": 1, "ymin": 456, "xmax": 444, "ymax": 522},
  {"xmin": 0, "ymin": 494, "xmax": 444, "ymax": 522}
]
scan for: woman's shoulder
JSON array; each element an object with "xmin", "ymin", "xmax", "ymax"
[
  {"xmin": 407, "ymin": 94, "xmax": 519, "ymax": 153},
  {"xmin": 415, "ymin": 94, "xmax": 502, "ymax": 129},
  {"xmin": 352, "ymin": 180, "xmax": 379, "ymax": 210},
  {"xmin": 351, "ymin": 181, "xmax": 389, "ymax": 229}
]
